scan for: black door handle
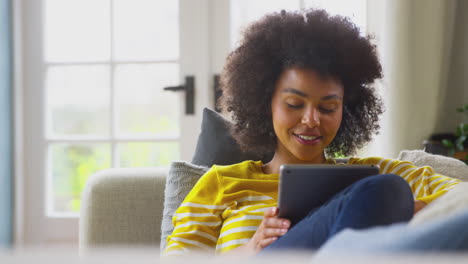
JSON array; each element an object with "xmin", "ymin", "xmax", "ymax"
[
  {"xmin": 214, "ymin": 74, "xmax": 222, "ymax": 112},
  {"xmin": 163, "ymin": 76, "xmax": 194, "ymax": 115}
]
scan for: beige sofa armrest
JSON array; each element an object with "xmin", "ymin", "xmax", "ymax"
[{"xmin": 79, "ymin": 168, "xmax": 167, "ymax": 252}]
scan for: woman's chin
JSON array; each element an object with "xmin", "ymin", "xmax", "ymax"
[{"xmin": 292, "ymin": 152, "xmax": 325, "ymax": 164}]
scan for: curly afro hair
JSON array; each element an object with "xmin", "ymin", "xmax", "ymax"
[{"xmin": 219, "ymin": 9, "xmax": 384, "ymax": 159}]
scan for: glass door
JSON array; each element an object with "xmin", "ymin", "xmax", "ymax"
[{"xmin": 19, "ymin": 0, "xmax": 211, "ymax": 245}]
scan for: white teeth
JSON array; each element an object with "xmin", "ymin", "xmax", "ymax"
[{"xmin": 297, "ymin": 135, "xmax": 319, "ymax": 140}]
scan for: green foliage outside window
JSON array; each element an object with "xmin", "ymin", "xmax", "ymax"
[{"xmin": 51, "ymin": 110, "xmax": 180, "ymax": 213}]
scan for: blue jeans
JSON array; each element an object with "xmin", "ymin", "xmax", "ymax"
[{"xmin": 262, "ymin": 174, "xmax": 414, "ymax": 252}]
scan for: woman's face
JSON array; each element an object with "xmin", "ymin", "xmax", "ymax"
[{"xmin": 271, "ymin": 67, "xmax": 344, "ymax": 164}]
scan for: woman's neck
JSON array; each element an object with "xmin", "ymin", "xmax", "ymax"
[{"xmin": 262, "ymin": 151, "xmax": 326, "ymax": 174}]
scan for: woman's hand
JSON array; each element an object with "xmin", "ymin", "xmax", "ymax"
[
  {"xmin": 414, "ymin": 200, "xmax": 427, "ymax": 215},
  {"xmin": 242, "ymin": 207, "xmax": 290, "ymax": 254}
]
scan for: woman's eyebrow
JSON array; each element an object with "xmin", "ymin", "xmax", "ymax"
[
  {"xmin": 282, "ymin": 88, "xmax": 343, "ymax": 101},
  {"xmin": 282, "ymin": 88, "xmax": 308, "ymax": 97},
  {"xmin": 321, "ymin": 95, "xmax": 343, "ymax": 101}
]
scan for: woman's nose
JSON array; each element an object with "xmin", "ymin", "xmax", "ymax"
[{"xmin": 301, "ymin": 108, "xmax": 320, "ymax": 127}]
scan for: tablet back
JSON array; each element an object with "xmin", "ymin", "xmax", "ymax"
[{"xmin": 278, "ymin": 164, "xmax": 379, "ymax": 225}]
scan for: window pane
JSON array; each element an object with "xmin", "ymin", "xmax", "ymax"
[
  {"xmin": 113, "ymin": 0, "xmax": 179, "ymax": 61},
  {"xmin": 44, "ymin": 0, "xmax": 110, "ymax": 62},
  {"xmin": 49, "ymin": 143, "xmax": 111, "ymax": 214},
  {"xmin": 117, "ymin": 142, "xmax": 179, "ymax": 167},
  {"xmin": 115, "ymin": 63, "xmax": 180, "ymax": 137},
  {"xmin": 230, "ymin": 0, "xmax": 300, "ymax": 48},
  {"xmin": 304, "ymin": 0, "xmax": 367, "ymax": 33},
  {"xmin": 46, "ymin": 65, "xmax": 110, "ymax": 137}
]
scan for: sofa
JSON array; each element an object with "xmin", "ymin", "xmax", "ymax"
[
  {"xmin": 79, "ymin": 109, "xmax": 468, "ymax": 255},
  {"xmin": 79, "ymin": 149, "xmax": 468, "ymax": 253}
]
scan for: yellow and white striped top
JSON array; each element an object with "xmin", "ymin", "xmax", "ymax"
[{"xmin": 164, "ymin": 157, "xmax": 460, "ymax": 256}]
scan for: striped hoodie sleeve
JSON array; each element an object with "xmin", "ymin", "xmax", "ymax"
[
  {"xmin": 349, "ymin": 157, "xmax": 460, "ymax": 204},
  {"xmin": 164, "ymin": 166, "xmax": 225, "ymax": 256}
]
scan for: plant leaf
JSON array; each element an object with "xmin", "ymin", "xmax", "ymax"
[
  {"xmin": 442, "ymin": 139, "xmax": 454, "ymax": 148},
  {"xmin": 457, "ymin": 107, "xmax": 464, "ymax": 112},
  {"xmin": 456, "ymin": 135, "xmax": 467, "ymax": 151},
  {"xmin": 455, "ymin": 126, "xmax": 462, "ymax": 137}
]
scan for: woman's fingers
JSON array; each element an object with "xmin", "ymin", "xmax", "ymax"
[
  {"xmin": 263, "ymin": 216, "xmax": 290, "ymax": 229},
  {"xmin": 260, "ymin": 207, "xmax": 290, "ymax": 236},
  {"xmin": 248, "ymin": 207, "xmax": 290, "ymax": 252},
  {"xmin": 264, "ymin": 207, "xmax": 279, "ymax": 217},
  {"xmin": 263, "ymin": 227, "xmax": 288, "ymax": 237},
  {"xmin": 258, "ymin": 236, "xmax": 277, "ymax": 249}
]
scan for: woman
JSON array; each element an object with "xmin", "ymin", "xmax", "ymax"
[{"xmin": 163, "ymin": 9, "xmax": 460, "ymax": 256}]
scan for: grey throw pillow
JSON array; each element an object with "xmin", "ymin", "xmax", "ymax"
[
  {"xmin": 191, "ymin": 108, "xmax": 272, "ymax": 167},
  {"xmin": 160, "ymin": 161, "xmax": 209, "ymax": 251}
]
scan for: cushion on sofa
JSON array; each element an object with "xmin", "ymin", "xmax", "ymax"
[
  {"xmin": 398, "ymin": 150, "xmax": 468, "ymax": 225},
  {"xmin": 410, "ymin": 182, "xmax": 468, "ymax": 225},
  {"xmin": 397, "ymin": 149, "xmax": 468, "ymax": 181},
  {"xmin": 191, "ymin": 108, "xmax": 272, "ymax": 167},
  {"xmin": 160, "ymin": 161, "xmax": 209, "ymax": 251}
]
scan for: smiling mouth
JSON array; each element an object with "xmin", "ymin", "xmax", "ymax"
[
  {"xmin": 296, "ymin": 134, "xmax": 320, "ymax": 140},
  {"xmin": 293, "ymin": 133, "xmax": 323, "ymax": 144}
]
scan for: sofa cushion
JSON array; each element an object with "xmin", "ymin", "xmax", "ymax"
[
  {"xmin": 397, "ymin": 150, "xmax": 468, "ymax": 181},
  {"xmin": 410, "ymin": 182, "xmax": 468, "ymax": 225},
  {"xmin": 397, "ymin": 150, "xmax": 468, "ymax": 225},
  {"xmin": 160, "ymin": 161, "xmax": 209, "ymax": 251},
  {"xmin": 191, "ymin": 108, "xmax": 272, "ymax": 167}
]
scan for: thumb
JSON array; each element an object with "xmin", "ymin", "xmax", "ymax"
[{"xmin": 264, "ymin": 207, "xmax": 279, "ymax": 217}]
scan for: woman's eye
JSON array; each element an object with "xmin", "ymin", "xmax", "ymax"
[
  {"xmin": 320, "ymin": 107, "xmax": 336, "ymax": 113},
  {"xmin": 286, "ymin": 103, "xmax": 303, "ymax": 109}
]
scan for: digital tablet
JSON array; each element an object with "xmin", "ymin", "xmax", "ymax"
[{"xmin": 277, "ymin": 164, "xmax": 379, "ymax": 225}]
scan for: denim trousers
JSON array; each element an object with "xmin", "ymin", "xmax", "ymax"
[{"xmin": 262, "ymin": 174, "xmax": 414, "ymax": 252}]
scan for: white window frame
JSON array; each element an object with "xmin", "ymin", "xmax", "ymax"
[{"xmin": 14, "ymin": 0, "xmax": 224, "ymax": 246}]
